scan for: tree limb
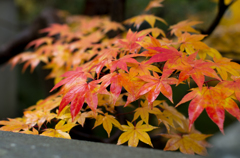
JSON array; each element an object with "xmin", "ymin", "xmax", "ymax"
[{"xmin": 201, "ymin": 0, "xmax": 236, "ymax": 38}]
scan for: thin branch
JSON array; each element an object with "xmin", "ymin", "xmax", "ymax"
[
  {"xmin": 201, "ymin": 0, "xmax": 236, "ymax": 39},
  {"xmin": 71, "ymin": 128, "xmax": 122, "ymax": 143},
  {"xmin": 70, "ymin": 128, "xmax": 104, "ymax": 142},
  {"xmin": 103, "ymin": 130, "xmax": 122, "ymax": 143}
]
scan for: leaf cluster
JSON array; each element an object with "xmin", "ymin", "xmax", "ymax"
[{"xmin": 1, "ymin": 0, "xmax": 240, "ymax": 156}]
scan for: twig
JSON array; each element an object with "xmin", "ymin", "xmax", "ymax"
[{"xmin": 201, "ymin": 0, "xmax": 236, "ymax": 39}]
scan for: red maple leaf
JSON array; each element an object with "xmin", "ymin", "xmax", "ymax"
[
  {"xmin": 137, "ymin": 69, "xmax": 178, "ymax": 106},
  {"xmin": 146, "ymin": 46, "xmax": 182, "ymax": 64},
  {"xmin": 50, "ymin": 67, "xmax": 104, "ymax": 120},
  {"xmin": 99, "ymin": 72, "xmax": 123, "ymax": 105},
  {"xmin": 117, "ymin": 29, "xmax": 146, "ymax": 53},
  {"xmin": 176, "ymin": 85, "xmax": 240, "ymax": 133}
]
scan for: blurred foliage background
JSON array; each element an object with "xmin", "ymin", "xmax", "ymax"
[{"xmin": 8, "ymin": 0, "xmax": 240, "ymax": 134}]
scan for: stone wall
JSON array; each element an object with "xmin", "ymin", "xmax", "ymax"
[{"xmin": 0, "ymin": 0, "xmax": 18, "ymax": 119}]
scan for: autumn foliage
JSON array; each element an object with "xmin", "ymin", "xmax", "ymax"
[{"xmin": 1, "ymin": 0, "xmax": 240, "ymax": 156}]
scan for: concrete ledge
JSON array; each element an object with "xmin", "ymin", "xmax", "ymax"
[{"xmin": 0, "ymin": 131, "xmax": 203, "ymax": 158}]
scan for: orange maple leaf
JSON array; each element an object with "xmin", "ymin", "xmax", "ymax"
[
  {"xmin": 40, "ymin": 24, "xmax": 70, "ymax": 37},
  {"xmin": 213, "ymin": 57, "xmax": 240, "ymax": 80},
  {"xmin": 177, "ymin": 52, "xmax": 221, "ymax": 91},
  {"xmin": 178, "ymin": 32, "xmax": 209, "ymax": 55},
  {"xmin": 144, "ymin": 0, "xmax": 164, "ymax": 12},
  {"xmin": 161, "ymin": 133, "xmax": 211, "ymax": 156},
  {"xmin": 218, "ymin": 76, "xmax": 240, "ymax": 102},
  {"xmin": 119, "ymin": 70, "xmax": 146, "ymax": 106},
  {"xmin": 118, "ymin": 29, "xmax": 146, "ymax": 53},
  {"xmin": 0, "ymin": 118, "xmax": 29, "ymax": 132},
  {"xmin": 128, "ymin": 59, "xmax": 162, "ymax": 76},
  {"xmin": 26, "ymin": 37, "xmax": 53, "ymax": 49},
  {"xmin": 170, "ymin": 20, "xmax": 202, "ymax": 36}
]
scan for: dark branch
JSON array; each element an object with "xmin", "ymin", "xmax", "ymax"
[
  {"xmin": 201, "ymin": 0, "xmax": 236, "ymax": 38},
  {"xmin": 70, "ymin": 127, "xmax": 122, "ymax": 143}
]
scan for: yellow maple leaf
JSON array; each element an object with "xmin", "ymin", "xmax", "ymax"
[
  {"xmin": 198, "ymin": 48, "xmax": 222, "ymax": 60},
  {"xmin": 124, "ymin": 14, "xmax": 167, "ymax": 29},
  {"xmin": 20, "ymin": 128, "xmax": 39, "ymax": 135},
  {"xmin": 93, "ymin": 113, "xmax": 122, "ymax": 137},
  {"xmin": 178, "ymin": 32, "xmax": 209, "ymax": 55},
  {"xmin": 132, "ymin": 100, "xmax": 163, "ymax": 124},
  {"xmin": 139, "ymin": 27, "xmax": 166, "ymax": 38},
  {"xmin": 213, "ymin": 57, "xmax": 240, "ymax": 80},
  {"xmin": 117, "ymin": 120, "xmax": 157, "ymax": 147},
  {"xmin": 41, "ymin": 120, "xmax": 76, "ymax": 139}
]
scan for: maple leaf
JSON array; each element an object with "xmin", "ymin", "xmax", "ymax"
[
  {"xmin": 40, "ymin": 24, "xmax": 70, "ymax": 37},
  {"xmin": 98, "ymin": 94, "xmax": 126, "ymax": 113},
  {"xmin": 170, "ymin": 20, "xmax": 202, "ymax": 36},
  {"xmin": 213, "ymin": 57, "xmax": 240, "ymax": 80},
  {"xmin": 144, "ymin": 0, "xmax": 164, "ymax": 12},
  {"xmin": 178, "ymin": 32, "xmax": 209, "ymax": 55},
  {"xmin": 198, "ymin": 48, "xmax": 222, "ymax": 60},
  {"xmin": 139, "ymin": 27, "xmax": 166, "ymax": 38},
  {"xmin": 117, "ymin": 120, "xmax": 157, "ymax": 147},
  {"xmin": 25, "ymin": 93, "xmax": 61, "ymax": 113},
  {"xmin": 161, "ymin": 133, "xmax": 211, "ymax": 156},
  {"xmin": 177, "ymin": 53, "xmax": 222, "ymax": 90},
  {"xmin": 101, "ymin": 21, "xmax": 125, "ymax": 33},
  {"xmin": 93, "ymin": 113, "xmax": 122, "ymax": 137},
  {"xmin": 156, "ymin": 101, "xmax": 186, "ymax": 132},
  {"xmin": 138, "ymin": 69, "xmax": 178, "ymax": 106},
  {"xmin": 70, "ymin": 31, "xmax": 104, "ymax": 51},
  {"xmin": 117, "ymin": 29, "xmax": 146, "ymax": 53},
  {"xmin": 50, "ymin": 67, "xmax": 104, "ymax": 120},
  {"xmin": 124, "ymin": 14, "xmax": 167, "ymax": 29},
  {"xmin": 139, "ymin": 35, "xmax": 162, "ymax": 52},
  {"xmin": 146, "ymin": 46, "xmax": 182, "ymax": 65},
  {"xmin": 99, "ymin": 72, "xmax": 123, "ymax": 105},
  {"xmin": 110, "ymin": 56, "xmax": 139, "ymax": 73},
  {"xmin": 74, "ymin": 111, "xmax": 96, "ymax": 127},
  {"xmin": 119, "ymin": 70, "xmax": 146, "ymax": 106},
  {"xmin": 9, "ymin": 52, "xmax": 49, "ymax": 72},
  {"xmin": 132, "ymin": 100, "xmax": 164, "ymax": 124},
  {"xmin": 24, "ymin": 110, "xmax": 56, "ymax": 129},
  {"xmin": 176, "ymin": 86, "xmax": 240, "ymax": 133},
  {"xmin": 218, "ymin": 76, "xmax": 240, "ymax": 102},
  {"xmin": 0, "ymin": 118, "xmax": 29, "ymax": 132},
  {"xmin": 41, "ymin": 120, "xmax": 76, "ymax": 139},
  {"xmin": 26, "ymin": 37, "xmax": 53, "ymax": 49},
  {"xmin": 128, "ymin": 60, "xmax": 161, "ymax": 76},
  {"xmin": 20, "ymin": 128, "xmax": 39, "ymax": 135}
]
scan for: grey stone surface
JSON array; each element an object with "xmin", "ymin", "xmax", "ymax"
[
  {"xmin": 0, "ymin": 131, "xmax": 202, "ymax": 158},
  {"xmin": 209, "ymin": 122, "xmax": 240, "ymax": 158}
]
